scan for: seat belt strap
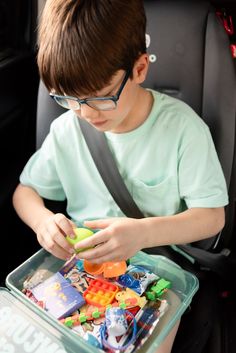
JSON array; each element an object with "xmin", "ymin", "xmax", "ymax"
[{"xmin": 79, "ymin": 119, "xmax": 144, "ymax": 219}]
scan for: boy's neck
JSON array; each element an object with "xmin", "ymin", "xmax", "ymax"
[{"xmin": 111, "ymin": 87, "xmax": 154, "ymax": 134}]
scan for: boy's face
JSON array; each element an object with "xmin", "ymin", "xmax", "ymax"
[{"xmin": 74, "ymin": 55, "xmax": 151, "ymax": 133}]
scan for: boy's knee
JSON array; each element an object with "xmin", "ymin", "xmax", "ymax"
[{"xmin": 155, "ymin": 320, "xmax": 180, "ymax": 353}]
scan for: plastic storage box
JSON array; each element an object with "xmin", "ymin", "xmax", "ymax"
[{"xmin": 1, "ymin": 248, "xmax": 199, "ymax": 353}]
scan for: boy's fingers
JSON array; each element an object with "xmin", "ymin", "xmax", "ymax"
[
  {"xmin": 74, "ymin": 230, "xmax": 108, "ymax": 250},
  {"xmin": 77, "ymin": 242, "xmax": 111, "ymax": 262},
  {"xmin": 53, "ymin": 213, "xmax": 76, "ymax": 238},
  {"xmin": 69, "ymin": 219, "xmax": 77, "ymax": 229},
  {"xmin": 49, "ymin": 245, "xmax": 73, "ymax": 260},
  {"xmin": 40, "ymin": 230, "xmax": 73, "ymax": 260},
  {"xmin": 47, "ymin": 220, "xmax": 75, "ymax": 254},
  {"xmin": 84, "ymin": 218, "xmax": 118, "ymax": 229}
]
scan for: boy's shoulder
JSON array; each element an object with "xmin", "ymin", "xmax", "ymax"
[
  {"xmin": 150, "ymin": 89, "xmax": 196, "ymax": 116},
  {"xmin": 50, "ymin": 109, "xmax": 76, "ymax": 128},
  {"xmin": 150, "ymin": 89, "xmax": 208, "ymax": 132},
  {"xmin": 49, "ymin": 110, "xmax": 79, "ymax": 137},
  {"xmin": 42, "ymin": 110, "xmax": 82, "ymax": 149}
]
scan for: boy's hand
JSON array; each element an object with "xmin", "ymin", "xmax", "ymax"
[
  {"xmin": 35, "ymin": 213, "xmax": 77, "ymax": 260},
  {"xmin": 75, "ymin": 218, "xmax": 144, "ymax": 263}
]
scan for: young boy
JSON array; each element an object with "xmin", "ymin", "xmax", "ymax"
[{"xmin": 13, "ymin": 1, "xmax": 228, "ymax": 352}]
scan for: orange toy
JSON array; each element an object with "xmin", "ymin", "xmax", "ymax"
[
  {"xmin": 84, "ymin": 260, "xmax": 127, "ymax": 278},
  {"xmin": 83, "ymin": 278, "xmax": 119, "ymax": 307},
  {"xmin": 83, "ymin": 261, "xmax": 105, "ymax": 276}
]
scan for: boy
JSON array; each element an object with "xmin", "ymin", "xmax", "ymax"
[{"xmin": 13, "ymin": 1, "xmax": 228, "ymax": 352}]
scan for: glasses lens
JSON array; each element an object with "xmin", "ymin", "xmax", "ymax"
[
  {"xmin": 52, "ymin": 96, "xmax": 117, "ymax": 111},
  {"xmin": 87, "ymin": 99, "xmax": 117, "ymax": 111},
  {"xmin": 54, "ymin": 96, "xmax": 80, "ymax": 110}
]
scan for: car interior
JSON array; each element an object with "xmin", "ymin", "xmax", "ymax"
[{"xmin": 0, "ymin": 0, "xmax": 236, "ymax": 352}]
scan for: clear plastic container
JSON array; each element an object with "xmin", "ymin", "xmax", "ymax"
[
  {"xmin": 0, "ymin": 287, "xmax": 81, "ymax": 352},
  {"xmin": 4, "ymin": 248, "xmax": 199, "ymax": 353}
]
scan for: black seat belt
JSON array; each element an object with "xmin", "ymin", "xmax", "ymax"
[{"xmin": 79, "ymin": 119, "xmax": 230, "ymax": 278}]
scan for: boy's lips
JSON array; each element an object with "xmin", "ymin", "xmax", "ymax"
[{"xmin": 89, "ymin": 120, "xmax": 108, "ymax": 127}]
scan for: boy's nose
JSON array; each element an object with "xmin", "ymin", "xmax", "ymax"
[{"xmin": 77, "ymin": 104, "xmax": 99, "ymax": 121}]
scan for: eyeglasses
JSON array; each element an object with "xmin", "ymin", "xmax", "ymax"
[{"xmin": 49, "ymin": 71, "xmax": 130, "ymax": 111}]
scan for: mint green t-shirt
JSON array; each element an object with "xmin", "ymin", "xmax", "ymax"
[{"xmin": 20, "ymin": 90, "xmax": 228, "ymax": 224}]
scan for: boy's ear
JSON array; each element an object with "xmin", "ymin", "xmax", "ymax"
[{"xmin": 132, "ymin": 53, "xmax": 149, "ymax": 84}]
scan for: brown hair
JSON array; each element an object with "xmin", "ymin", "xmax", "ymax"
[{"xmin": 37, "ymin": 0, "xmax": 146, "ymax": 96}]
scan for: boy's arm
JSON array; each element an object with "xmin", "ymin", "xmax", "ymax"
[
  {"xmin": 12, "ymin": 184, "xmax": 76, "ymax": 259},
  {"xmin": 13, "ymin": 183, "xmax": 54, "ymax": 232},
  {"xmin": 75, "ymin": 207, "xmax": 225, "ymax": 263},
  {"xmin": 140, "ymin": 207, "xmax": 225, "ymax": 248}
]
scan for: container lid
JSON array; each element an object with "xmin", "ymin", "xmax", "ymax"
[{"xmin": 0, "ymin": 287, "xmax": 83, "ymax": 353}]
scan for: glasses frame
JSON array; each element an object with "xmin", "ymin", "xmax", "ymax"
[{"xmin": 49, "ymin": 71, "xmax": 130, "ymax": 111}]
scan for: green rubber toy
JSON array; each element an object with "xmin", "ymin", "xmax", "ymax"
[{"xmin": 66, "ymin": 227, "xmax": 94, "ymax": 253}]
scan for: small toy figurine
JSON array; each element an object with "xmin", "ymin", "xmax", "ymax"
[
  {"xmin": 115, "ymin": 288, "xmax": 147, "ymax": 308},
  {"xmin": 145, "ymin": 278, "xmax": 171, "ymax": 301}
]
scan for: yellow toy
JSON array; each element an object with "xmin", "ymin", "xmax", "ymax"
[
  {"xmin": 115, "ymin": 288, "xmax": 147, "ymax": 308},
  {"xmin": 66, "ymin": 227, "xmax": 94, "ymax": 253}
]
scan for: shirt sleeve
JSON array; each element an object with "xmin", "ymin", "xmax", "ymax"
[
  {"xmin": 19, "ymin": 132, "xmax": 66, "ymax": 201},
  {"xmin": 178, "ymin": 120, "xmax": 228, "ymax": 208}
]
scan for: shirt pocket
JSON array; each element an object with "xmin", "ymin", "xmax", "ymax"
[{"xmin": 131, "ymin": 176, "xmax": 180, "ymax": 216}]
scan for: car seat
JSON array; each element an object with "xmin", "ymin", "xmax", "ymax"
[{"xmin": 36, "ymin": 1, "xmax": 236, "ymax": 352}]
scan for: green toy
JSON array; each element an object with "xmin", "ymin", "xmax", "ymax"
[
  {"xmin": 145, "ymin": 278, "xmax": 171, "ymax": 301},
  {"xmin": 66, "ymin": 227, "xmax": 94, "ymax": 253}
]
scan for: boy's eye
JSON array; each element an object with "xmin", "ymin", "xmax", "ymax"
[
  {"xmin": 104, "ymin": 93, "xmax": 112, "ymax": 98},
  {"xmin": 100, "ymin": 89, "xmax": 113, "ymax": 98}
]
